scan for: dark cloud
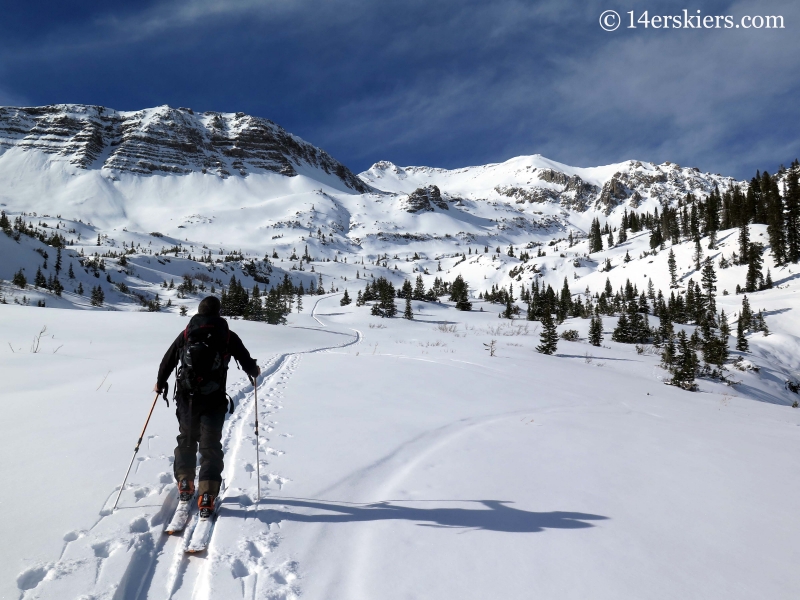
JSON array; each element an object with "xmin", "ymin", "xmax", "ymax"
[{"xmin": 0, "ymin": 0, "xmax": 797, "ymax": 178}]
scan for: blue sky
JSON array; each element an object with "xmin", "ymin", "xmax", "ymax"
[{"xmin": 0, "ymin": 0, "xmax": 798, "ymax": 179}]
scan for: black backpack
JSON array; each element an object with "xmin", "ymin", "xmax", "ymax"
[{"xmin": 177, "ymin": 316, "xmax": 230, "ymax": 396}]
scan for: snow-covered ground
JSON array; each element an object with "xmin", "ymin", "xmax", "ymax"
[{"xmin": 4, "ymin": 292, "xmax": 800, "ymax": 600}]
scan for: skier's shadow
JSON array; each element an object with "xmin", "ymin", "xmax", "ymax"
[{"xmin": 221, "ymin": 497, "xmax": 608, "ymax": 533}]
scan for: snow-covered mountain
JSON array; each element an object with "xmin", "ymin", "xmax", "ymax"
[
  {"xmin": 0, "ymin": 104, "xmax": 368, "ymax": 187},
  {"xmin": 360, "ymin": 155, "xmax": 740, "ymax": 215}
]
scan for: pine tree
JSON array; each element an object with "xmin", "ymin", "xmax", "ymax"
[
  {"xmin": 400, "ymin": 279, "xmax": 413, "ymax": 299},
  {"xmin": 740, "ymin": 295, "xmax": 753, "ymax": 330},
  {"xmin": 700, "ymin": 257, "xmax": 717, "ymax": 314},
  {"xmin": 536, "ymin": 312, "xmax": 558, "ymax": 354},
  {"xmin": 403, "ymin": 295, "xmax": 413, "ymax": 320},
  {"xmin": 612, "ymin": 311, "xmax": 631, "ymax": 343},
  {"xmin": 54, "ymin": 248, "xmax": 62, "ymax": 275},
  {"xmin": 12, "ymin": 269, "xmax": 27, "ymax": 288},
  {"xmin": 661, "ymin": 332, "xmax": 677, "ymax": 369},
  {"xmin": 77, "ymin": 282, "xmax": 84, "ymax": 295},
  {"xmin": 590, "ymin": 218, "xmax": 603, "ymax": 253},
  {"xmin": 296, "ymin": 291, "xmax": 303, "ymax": 313},
  {"xmin": 34, "ymin": 266, "xmax": 46, "ymax": 288},
  {"xmin": 671, "ymin": 330, "xmax": 698, "ymax": 390},
  {"xmin": 738, "ymin": 220, "xmax": 750, "ymax": 264},
  {"xmin": 693, "ymin": 238, "xmax": 703, "ymax": 270},
  {"xmin": 68, "ymin": 263, "xmax": 75, "ymax": 279},
  {"xmin": 90, "ymin": 285, "xmax": 105, "ymax": 307},
  {"xmin": 450, "ymin": 275, "xmax": 472, "ymax": 311},
  {"xmin": 745, "ymin": 243, "xmax": 764, "ymax": 292},
  {"xmin": 785, "ymin": 162, "xmax": 800, "ymax": 263},
  {"xmin": 668, "ymin": 248, "xmax": 678, "ymax": 288},
  {"xmin": 413, "ymin": 275, "xmax": 426, "ymax": 300},
  {"xmin": 588, "ymin": 315, "xmax": 603, "ymax": 347},
  {"xmin": 719, "ymin": 309, "xmax": 730, "ymax": 339},
  {"xmin": 736, "ymin": 317, "xmax": 749, "ymax": 352},
  {"xmin": 764, "ymin": 171, "xmax": 787, "ymax": 264},
  {"xmin": 340, "ymin": 289, "xmax": 351, "ymax": 306}
]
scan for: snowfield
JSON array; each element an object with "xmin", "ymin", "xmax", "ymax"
[{"xmin": 3, "ymin": 293, "xmax": 800, "ymax": 600}]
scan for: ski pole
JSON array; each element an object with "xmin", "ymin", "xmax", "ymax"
[
  {"xmin": 251, "ymin": 376, "xmax": 261, "ymax": 502},
  {"xmin": 113, "ymin": 391, "xmax": 161, "ymax": 510}
]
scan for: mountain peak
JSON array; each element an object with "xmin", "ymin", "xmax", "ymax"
[{"xmin": 0, "ymin": 104, "xmax": 369, "ymax": 191}]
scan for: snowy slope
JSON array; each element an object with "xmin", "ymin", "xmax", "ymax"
[{"xmin": 3, "ymin": 296, "xmax": 800, "ymax": 600}]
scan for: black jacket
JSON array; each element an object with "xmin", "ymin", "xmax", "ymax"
[{"xmin": 157, "ymin": 315, "xmax": 259, "ymax": 396}]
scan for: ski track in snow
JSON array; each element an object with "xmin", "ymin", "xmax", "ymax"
[{"xmin": 17, "ymin": 294, "xmax": 360, "ymax": 600}]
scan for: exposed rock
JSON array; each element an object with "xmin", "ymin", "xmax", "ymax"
[
  {"xmin": 403, "ymin": 185, "xmax": 448, "ymax": 212},
  {"xmin": 0, "ymin": 104, "xmax": 370, "ymax": 191}
]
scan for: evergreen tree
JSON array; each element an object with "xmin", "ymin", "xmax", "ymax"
[
  {"xmin": 450, "ymin": 275, "xmax": 472, "ymax": 311},
  {"xmin": 668, "ymin": 248, "xmax": 678, "ymax": 288},
  {"xmin": 400, "ymin": 279, "xmax": 413, "ymax": 299},
  {"xmin": 671, "ymin": 330, "xmax": 698, "ymax": 390},
  {"xmin": 413, "ymin": 275, "xmax": 426, "ymax": 300},
  {"xmin": 296, "ymin": 291, "xmax": 303, "ymax": 313},
  {"xmin": 55, "ymin": 248, "xmax": 62, "ymax": 275},
  {"xmin": 764, "ymin": 171, "xmax": 787, "ymax": 264},
  {"xmin": 0, "ymin": 210, "xmax": 9, "ymax": 233},
  {"xmin": 661, "ymin": 334, "xmax": 676, "ymax": 370},
  {"xmin": 700, "ymin": 257, "xmax": 717, "ymax": 314},
  {"xmin": 12, "ymin": 269, "xmax": 27, "ymax": 288},
  {"xmin": 340, "ymin": 289, "xmax": 351, "ymax": 306},
  {"xmin": 736, "ymin": 317, "xmax": 749, "ymax": 352},
  {"xmin": 589, "ymin": 218, "xmax": 603, "ymax": 253},
  {"xmin": 612, "ymin": 311, "xmax": 631, "ymax": 343},
  {"xmin": 68, "ymin": 263, "xmax": 75, "ymax": 279},
  {"xmin": 738, "ymin": 220, "xmax": 750, "ymax": 264},
  {"xmin": 785, "ymin": 162, "xmax": 800, "ymax": 263},
  {"xmin": 588, "ymin": 315, "xmax": 603, "ymax": 347},
  {"xmin": 90, "ymin": 285, "xmax": 105, "ymax": 307},
  {"xmin": 693, "ymin": 238, "xmax": 703, "ymax": 270},
  {"xmin": 34, "ymin": 266, "xmax": 46, "ymax": 288},
  {"xmin": 557, "ymin": 277, "xmax": 571, "ymax": 322},
  {"xmin": 649, "ymin": 225, "xmax": 663, "ymax": 250},
  {"xmin": 403, "ymin": 295, "xmax": 413, "ymax": 320},
  {"xmin": 745, "ymin": 243, "xmax": 764, "ymax": 292},
  {"xmin": 536, "ymin": 312, "xmax": 558, "ymax": 355},
  {"xmin": 740, "ymin": 295, "xmax": 753, "ymax": 330},
  {"xmin": 77, "ymin": 282, "xmax": 84, "ymax": 295},
  {"xmin": 719, "ymin": 309, "xmax": 731, "ymax": 339}
]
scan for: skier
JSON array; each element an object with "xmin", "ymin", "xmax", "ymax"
[{"xmin": 154, "ymin": 296, "xmax": 260, "ymax": 520}]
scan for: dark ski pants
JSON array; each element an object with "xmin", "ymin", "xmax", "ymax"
[{"xmin": 174, "ymin": 396, "xmax": 227, "ymax": 494}]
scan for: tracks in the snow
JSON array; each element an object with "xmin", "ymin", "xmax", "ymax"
[{"xmin": 17, "ymin": 295, "xmax": 360, "ymax": 600}]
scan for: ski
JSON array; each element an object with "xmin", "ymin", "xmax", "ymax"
[
  {"xmin": 185, "ymin": 502, "xmax": 220, "ymax": 553},
  {"xmin": 164, "ymin": 498, "xmax": 194, "ymax": 534},
  {"xmin": 185, "ymin": 485, "xmax": 226, "ymax": 553}
]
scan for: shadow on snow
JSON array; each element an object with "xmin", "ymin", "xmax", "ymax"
[{"xmin": 220, "ymin": 497, "xmax": 608, "ymax": 534}]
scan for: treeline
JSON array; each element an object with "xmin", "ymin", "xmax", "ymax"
[
  {"xmin": 219, "ymin": 273, "xmax": 322, "ymax": 324},
  {"xmin": 586, "ymin": 161, "xmax": 800, "ymax": 267}
]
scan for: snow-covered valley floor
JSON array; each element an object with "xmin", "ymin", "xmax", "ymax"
[{"xmin": 3, "ymin": 293, "xmax": 800, "ymax": 600}]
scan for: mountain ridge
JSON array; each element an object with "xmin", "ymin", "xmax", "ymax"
[{"xmin": 0, "ymin": 104, "xmax": 369, "ymax": 191}]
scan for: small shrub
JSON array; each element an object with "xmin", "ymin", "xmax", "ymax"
[{"xmin": 560, "ymin": 329, "xmax": 579, "ymax": 342}]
